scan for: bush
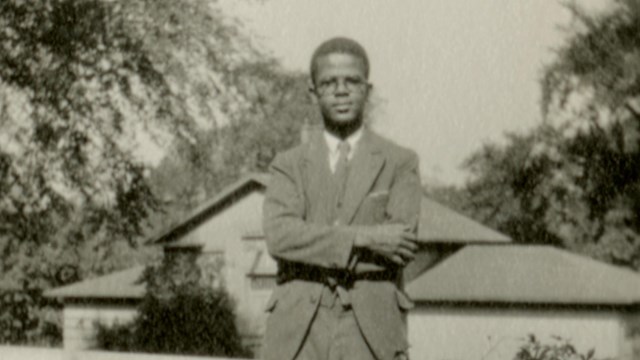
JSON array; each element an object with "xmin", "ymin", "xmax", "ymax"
[
  {"xmin": 96, "ymin": 287, "xmax": 248, "ymax": 357},
  {"xmin": 95, "ymin": 250, "xmax": 250, "ymax": 357},
  {"xmin": 0, "ymin": 289, "xmax": 62, "ymax": 346}
]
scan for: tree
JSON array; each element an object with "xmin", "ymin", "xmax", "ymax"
[
  {"xmin": 537, "ymin": 0, "xmax": 640, "ymax": 268},
  {"xmin": 438, "ymin": 131, "xmax": 561, "ymax": 245},
  {"xmin": 0, "ymin": 0, "xmax": 308, "ymax": 344},
  {"xmin": 449, "ymin": 0, "xmax": 640, "ymax": 270},
  {"xmin": 148, "ymin": 62, "xmax": 318, "ymax": 214},
  {"xmin": 0, "ymin": 0, "xmax": 281, "ymax": 284}
]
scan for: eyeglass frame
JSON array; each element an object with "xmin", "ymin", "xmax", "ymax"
[{"xmin": 312, "ymin": 76, "xmax": 370, "ymax": 97}]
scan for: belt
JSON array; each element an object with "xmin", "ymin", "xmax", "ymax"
[{"xmin": 276, "ymin": 263, "xmax": 398, "ymax": 289}]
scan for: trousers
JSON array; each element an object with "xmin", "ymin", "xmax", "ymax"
[{"xmin": 294, "ymin": 287, "xmax": 377, "ymax": 360}]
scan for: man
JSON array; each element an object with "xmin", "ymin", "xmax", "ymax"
[{"xmin": 262, "ymin": 37, "xmax": 421, "ymax": 360}]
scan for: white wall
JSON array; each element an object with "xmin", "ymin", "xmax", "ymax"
[
  {"xmin": 408, "ymin": 306, "xmax": 625, "ymax": 360},
  {"xmin": 59, "ymin": 190, "xmax": 274, "ymax": 351},
  {"xmin": 178, "ymin": 191, "xmax": 275, "ymax": 337},
  {"xmin": 63, "ymin": 302, "xmax": 138, "ymax": 350}
]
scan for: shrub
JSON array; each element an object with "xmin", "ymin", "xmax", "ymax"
[
  {"xmin": 95, "ymin": 250, "xmax": 250, "ymax": 357},
  {"xmin": 0, "ymin": 288, "xmax": 62, "ymax": 346},
  {"xmin": 514, "ymin": 334, "xmax": 598, "ymax": 360}
]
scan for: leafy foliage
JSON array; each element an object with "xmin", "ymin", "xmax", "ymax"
[
  {"xmin": 0, "ymin": 0, "xmax": 259, "ymax": 274},
  {"xmin": 0, "ymin": 0, "xmax": 313, "ymax": 345},
  {"xmin": 0, "ymin": 289, "xmax": 61, "ymax": 346},
  {"xmin": 456, "ymin": 131, "xmax": 561, "ymax": 245},
  {"xmin": 438, "ymin": 0, "xmax": 640, "ymax": 270},
  {"xmin": 95, "ymin": 250, "xmax": 249, "ymax": 357},
  {"xmin": 535, "ymin": 0, "xmax": 640, "ymax": 268},
  {"xmin": 514, "ymin": 334, "xmax": 599, "ymax": 360},
  {"xmin": 148, "ymin": 61, "xmax": 317, "ymax": 215}
]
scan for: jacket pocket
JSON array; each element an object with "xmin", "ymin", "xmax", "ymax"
[
  {"xmin": 368, "ymin": 190, "xmax": 390, "ymax": 199},
  {"xmin": 395, "ymin": 289, "xmax": 415, "ymax": 311},
  {"xmin": 265, "ymin": 286, "xmax": 286, "ymax": 313},
  {"xmin": 264, "ymin": 293, "xmax": 278, "ymax": 313},
  {"xmin": 361, "ymin": 193, "xmax": 390, "ymax": 223}
]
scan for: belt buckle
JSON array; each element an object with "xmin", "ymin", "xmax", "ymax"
[
  {"xmin": 338, "ymin": 272, "xmax": 354, "ymax": 289},
  {"xmin": 325, "ymin": 271, "xmax": 354, "ymax": 290}
]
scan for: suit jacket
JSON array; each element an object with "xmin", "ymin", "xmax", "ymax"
[{"xmin": 262, "ymin": 128, "xmax": 421, "ymax": 360}]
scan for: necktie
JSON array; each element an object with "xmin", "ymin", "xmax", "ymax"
[
  {"xmin": 332, "ymin": 141, "xmax": 352, "ymax": 307},
  {"xmin": 334, "ymin": 141, "xmax": 351, "ymax": 208}
]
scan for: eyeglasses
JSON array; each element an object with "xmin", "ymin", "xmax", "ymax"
[{"xmin": 315, "ymin": 76, "xmax": 369, "ymax": 96}]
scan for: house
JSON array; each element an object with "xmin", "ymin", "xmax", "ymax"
[
  {"xmin": 45, "ymin": 173, "xmax": 508, "ymax": 352},
  {"xmin": 46, "ymin": 174, "xmax": 272, "ymax": 351},
  {"xmin": 44, "ymin": 266, "xmax": 146, "ymax": 350},
  {"xmin": 46, "ymin": 173, "xmax": 640, "ymax": 359},
  {"xmin": 406, "ymin": 244, "xmax": 640, "ymax": 360}
]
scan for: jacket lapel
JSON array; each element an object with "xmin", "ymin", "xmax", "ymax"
[
  {"xmin": 339, "ymin": 129, "xmax": 385, "ymax": 224},
  {"xmin": 301, "ymin": 130, "xmax": 333, "ymax": 218}
]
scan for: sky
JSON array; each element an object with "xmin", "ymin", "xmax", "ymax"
[{"xmin": 218, "ymin": 0, "xmax": 612, "ymax": 186}]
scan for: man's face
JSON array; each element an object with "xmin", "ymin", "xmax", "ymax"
[{"xmin": 311, "ymin": 53, "xmax": 371, "ymax": 127}]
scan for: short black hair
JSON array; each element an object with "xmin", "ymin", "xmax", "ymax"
[{"xmin": 310, "ymin": 37, "xmax": 370, "ymax": 84}]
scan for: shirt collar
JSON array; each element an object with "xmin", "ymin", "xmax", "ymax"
[{"xmin": 323, "ymin": 127, "xmax": 364, "ymax": 155}]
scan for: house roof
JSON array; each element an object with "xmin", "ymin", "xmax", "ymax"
[
  {"xmin": 406, "ymin": 244, "xmax": 640, "ymax": 306},
  {"xmin": 418, "ymin": 197, "xmax": 509, "ymax": 243},
  {"xmin": 46, "ymin": 173, "xmax": 510, "ymax": 301},
  {"xmin": 152, "ymin": 172, "xmax": 509, "ymax": 245},
  {"xmin": 44, "ymin": 266, "xmax": 146, "ymax": 300},
  {"xmin": 150, "ymin": 173, "xmax": 269, "ymax": 245}
]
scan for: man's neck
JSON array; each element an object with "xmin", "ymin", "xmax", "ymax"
[
  {"xmin": 323, "ymin": 119, "xmax": 364, "ymax": 140},
  {"xmin": 324, "ymin": 124, "xmax": 364, "ymax": 155}
]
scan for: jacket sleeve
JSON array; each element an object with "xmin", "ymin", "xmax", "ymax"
[
  {"xmin": 386, "ymin": 150, "xmax": 421, "ymax": 235},
  {"xmin": 263, "ymin": 152, "xmax": 360, "ymax": 269},
  {"xmin": 351, "ymin": 150, "xmax": 422, "ymax": 273}
]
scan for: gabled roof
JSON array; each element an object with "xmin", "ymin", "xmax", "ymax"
[
  {"xmin": 149, "ymin": 172, "xmax": 508, "ymax": 245},
  {"xmin": 418, "ymin": 197, "xmax": 509, "ymax": 243},
  {"xmin": 45, "ymin": 266, "xmax": 146, "ymax": 300},
  {"xmin": 406, "ymin": 244, "xmax": 640, "ymax": 306},
  {"xmin": 151, "ymin": 173, "xmax": 269, "ymax": 245}
]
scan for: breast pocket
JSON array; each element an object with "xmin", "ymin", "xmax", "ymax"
[
  {"xmin": 264, "ymin": 285, "xmax": 288, "ymax": 313},
  {"xmin": 360, "ymin": 191, "xmax": 390, "ymax": 223}
]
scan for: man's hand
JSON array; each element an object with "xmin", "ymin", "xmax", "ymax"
[{"xmin": 354, "ymin": 224, "xmax": 418, "ymax": 266}]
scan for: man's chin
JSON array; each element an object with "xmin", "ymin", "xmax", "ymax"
[
  {"xmin": 323, "ymin": 116, "xmax": 363, "ymax": 136},
  {"xmin": 326, "ymin": 116, "xmax": 360, "ymax": 127}
]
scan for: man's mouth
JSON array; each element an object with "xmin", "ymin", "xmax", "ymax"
[{"xmin": 334, "ymin": 104, "xmax": 352, "ymax": 112}]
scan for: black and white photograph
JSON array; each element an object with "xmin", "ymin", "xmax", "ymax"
[{"xmin": 0, "ymin": 1, "xmax": 638, "ymax": 359}]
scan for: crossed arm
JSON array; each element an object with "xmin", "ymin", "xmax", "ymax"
[{"xmin": 263, "ymin": 150, "xmax": 422, "ymax": 270}]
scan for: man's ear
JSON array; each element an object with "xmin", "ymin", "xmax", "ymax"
[
  {"xmin": 364, "ymin": 82, "xmax": 373, "ymax": 101},
  {"xmin": 308, "ymin": 79, "xmax": 319, "ymax": 104}
]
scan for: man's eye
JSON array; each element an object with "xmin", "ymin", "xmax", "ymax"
[
  {"xmin": 320, "ymin": 79, "xmax": 336, "ymax": 87},
  {"xmin": 345, "ymin": 77, "xmax": 363, "ymax": 85}
]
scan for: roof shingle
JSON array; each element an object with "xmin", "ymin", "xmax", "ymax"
[
  {"xmin": 406, "ymin": 245, "xmax": 640, "ymax": 306},
  {"xmin": 418, "ymin": 197, "xmax": 510, "ymax": 243}
]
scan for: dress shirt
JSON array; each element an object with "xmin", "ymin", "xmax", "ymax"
[{"xmin": 323, "ymin": 127, "xmax": 363, "ymax": 173}]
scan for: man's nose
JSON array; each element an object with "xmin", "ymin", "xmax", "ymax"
[{"xmin": 334, "ymin": 80, "xmax": 349, "ymax": 95}]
